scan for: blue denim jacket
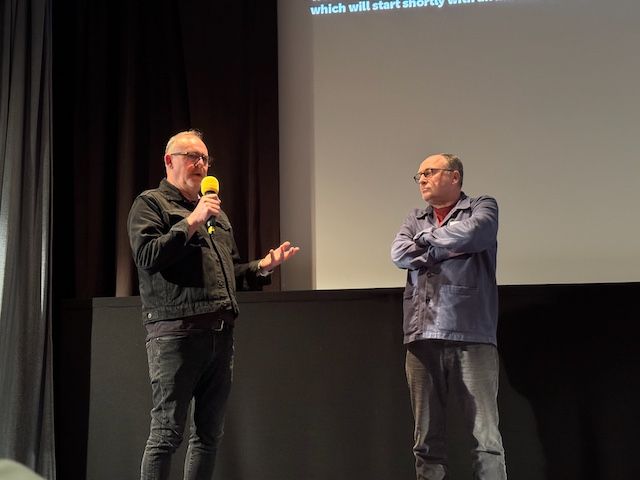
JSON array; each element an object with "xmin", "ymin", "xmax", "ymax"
[{"xmin": 391, "ymin": 193, "xmax": 499, "ymax": 345}]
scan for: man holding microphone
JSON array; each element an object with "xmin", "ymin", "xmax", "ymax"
[{"xmin": 127, "ymin": 129, "xmax": 299, "ymax": 480}]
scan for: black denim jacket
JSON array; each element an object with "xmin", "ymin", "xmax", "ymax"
[{"xmin": 127, "ymin": 179, "xmax": 269, "ymax": 324}]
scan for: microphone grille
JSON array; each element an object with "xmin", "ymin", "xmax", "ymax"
[{"xmin": 200, "ymin": 176, "xmax": 219, "ymax": 195}]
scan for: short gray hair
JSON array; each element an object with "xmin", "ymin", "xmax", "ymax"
[
  {"xmin": 164, "ymin": 129, "xmax": 204, "ymax": 155},
  {"xmin": 441, "ymin": 153, "xmax": 463, "ymax": 187}
]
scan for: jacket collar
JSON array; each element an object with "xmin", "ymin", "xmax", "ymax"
[
  {"xmin": 416, "ymin": 191, "xmax": 469, "ymax": 220},
  {"xmin": 159, "ymin": 178, "xmax": 197, "ymax": 207}
]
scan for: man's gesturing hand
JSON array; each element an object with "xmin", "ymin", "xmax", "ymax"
[{"xmin": 258, "ymin": 241, "xmax": 300, "ymax": 273}]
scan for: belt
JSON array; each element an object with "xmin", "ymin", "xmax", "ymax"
[{"xmin": 212, "ymin": 310, "xmax": 235, "ymax": 332}]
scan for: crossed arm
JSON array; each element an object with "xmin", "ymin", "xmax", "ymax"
[{"xmin": 391, "ymin": 196, "xmax": 498, "ymax": 271}]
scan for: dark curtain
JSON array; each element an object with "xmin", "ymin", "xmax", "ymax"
[
  {"xmin": 0, "ymin": 0, "xmax": 56, "ymax": 478},
  {"xmin": 52, "ymin": 0, "xmax": 281, "ymax": 301}
]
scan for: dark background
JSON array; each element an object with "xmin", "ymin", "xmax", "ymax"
[
  {"xmin": 52, "ymin": 1, "xmax": 283, "ymax": 477},
  {"xmin": 52, "ymin": 0, "xmax": 281, "ymax": 301}
]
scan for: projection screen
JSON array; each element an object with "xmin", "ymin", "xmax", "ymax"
[{"xmin": 278, "ymin": 0, "xmax": 640, "ymax": 290}]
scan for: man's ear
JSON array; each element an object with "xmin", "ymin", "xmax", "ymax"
[
  {"xmin": 452, "ymin": 170, "xmax": 461, "ymax": 185},
  {"xmin": 164, "ymin": 153, "xmax": 173, "ymax": 169}
]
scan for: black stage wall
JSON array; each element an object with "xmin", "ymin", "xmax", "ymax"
[{"xmin": 56, "ymin": 284, "xmax": 640, "ymax": 480}]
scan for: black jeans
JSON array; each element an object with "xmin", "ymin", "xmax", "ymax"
[
  {"xmin": 405, "ymin": 341, "xmax": 507, "ymax": 480},
  {"xmin": 141, "ymin": 328, "xmax": 233, "ymax": 480}
]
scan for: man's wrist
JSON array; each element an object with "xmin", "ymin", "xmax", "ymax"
[{"xmin": 257, "ymin": 259, "xmax": 272, "ymax": 276}]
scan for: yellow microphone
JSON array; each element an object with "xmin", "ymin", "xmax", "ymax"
[{"xmin": 200, "ymin": 176, "xmax": 220, "ymax": 234}]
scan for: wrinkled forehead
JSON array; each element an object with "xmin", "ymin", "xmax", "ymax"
[{"xmin": 419, "ymin": 154, "xmax": 448, "ymax": 171}]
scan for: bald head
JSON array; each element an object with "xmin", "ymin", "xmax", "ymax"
[{"xmin": 165, "ymin": 129, "xmax": 204, "ymax": 156}]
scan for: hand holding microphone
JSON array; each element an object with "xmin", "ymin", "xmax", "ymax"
[
  {"xmin": 200, "ymin": 176, "xmax": 220, "ymax": 234},
  {"xmin": 187, "ymin": 176, "xmax": 220, "ymax": 237}
]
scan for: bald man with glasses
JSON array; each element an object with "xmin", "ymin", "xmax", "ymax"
[{"xmin": 391, "ymin": 153, "xmax": 507, "ymax": 480}]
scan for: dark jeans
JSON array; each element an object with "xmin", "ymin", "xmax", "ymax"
[
  {"xmin": 405, "ymin": 341, "xmax": 507, "ymax": 480},
  {"xmin": 141, "ymin": 329, "xmax": 234, "ymax": 480}
]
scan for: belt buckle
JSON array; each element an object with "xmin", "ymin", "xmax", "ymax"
[{"xmin": 213, "ymin": 320, "xmax": 225, "ymax": 332}]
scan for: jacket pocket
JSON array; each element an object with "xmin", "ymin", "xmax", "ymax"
[
  {"xmin": 402, "ymin": 283, "xmax": 423, "ymax": 338},
  {"xmin": 435, "ymin": 284, "xmax": 479, "ymax": 333},
  {"xmin": 214, "ymin": 219, "xmax": 233, "ymax": 249}
]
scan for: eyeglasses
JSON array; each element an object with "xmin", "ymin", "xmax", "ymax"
[
  {"xmin": 413, "ymin": 168, "xmax": 454, "ymax": 183},
  {"xmin": 170, "ymin": 152, "xmax": 212, "ymax": 167}
]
